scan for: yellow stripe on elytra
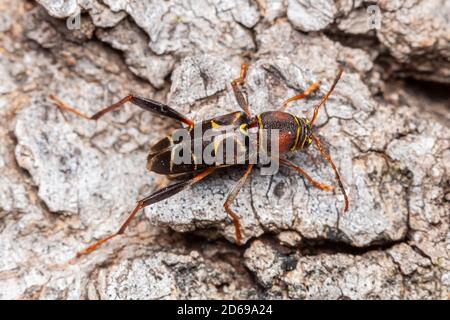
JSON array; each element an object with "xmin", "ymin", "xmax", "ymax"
[
  {"xmin": 167, "ymin": 136, "xmax": 175, "ymax": 172},
  {"xmin": 213, "ymin": 135, "xmax": 225, "ymax": 156},
  {"xmin": 291, "ymin": 115, "xmax": 301, "ymax": 151},
  {"xmin": 211, "ymin": 120, "xmax": 220, "ymax": 129},
  {"xmin": 239, "ymin": 123, "xmax": 248, "ymax": 135},
  {"xmin": 257, "ymin": 115, "xmax": 263, "ymax": 129},
  {"xmin": 257, "ymin": 115, "xmax": 265, "ymax": 152},
  {"xmin": 170, "ymin": 147, "xmax": 175, "ymax": 172},
  {"xmin": 213, "ymin": 139, "xmax": 220, "ymax": 155}
]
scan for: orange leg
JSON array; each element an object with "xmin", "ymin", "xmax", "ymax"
[
  {"xmin": 49, "ymin": 94, "xmax": 194, "ymax": 126},
  {"xmin": 74, "ymin": 168, "xmax": 215, "ymax": 259},
  {"xmin": 231, "ymin": 63, "xmax": 251, "ymax": 117},
  {"xmin": 279, "ymin": 81, "xmax": 321, "ymax": 111},
  {"xmin": 280, "ymin": 158, "xmax": 334, "ymax": 192},
  {"xmin": 223, "ymin": 164, "xmax": 253, "ymax": 245}
]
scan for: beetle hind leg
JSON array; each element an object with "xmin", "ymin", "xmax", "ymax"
[
  {"xmin": 49, "ymin": 94, "xmax": 194, "ymax": 126},
  {"xmin": 74, "ymin": 168, "xmax": 215, "ymax": 260}
]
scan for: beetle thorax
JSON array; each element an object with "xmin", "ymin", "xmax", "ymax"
[{"xmin": 256, "ymin": 111, "xmax": 311, "ymax": 154}]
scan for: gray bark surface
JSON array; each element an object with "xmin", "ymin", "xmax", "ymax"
[{"xmin": 0, "ymin": 0, "xmax": 448, "ymax": 299}]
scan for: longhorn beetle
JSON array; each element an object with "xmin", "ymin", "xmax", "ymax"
[{"xmin": 49, "ymin": 63, "xmax": 349, "ymax": 258}]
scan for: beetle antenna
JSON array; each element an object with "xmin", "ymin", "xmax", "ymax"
[
  {"xmin": 310, "ymin": 68, "xmax": 344, "ymax": 126},
  {"xmin": 311, "ymin": 135, "xmax": 349, "ymax": 212}
]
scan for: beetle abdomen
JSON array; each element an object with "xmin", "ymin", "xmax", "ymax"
[{"xmin": 147, "ymin": 111, "xmax": 251, "ymax": 175}]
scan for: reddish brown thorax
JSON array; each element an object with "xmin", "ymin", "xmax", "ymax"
[{"xmin": 256, "ymin": 111, "xmax": 312, "ymax": 154}]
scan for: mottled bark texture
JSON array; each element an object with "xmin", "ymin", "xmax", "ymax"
[{"xmin": 0, "ymin": 0, "xmax": 448, "ymax": 299}]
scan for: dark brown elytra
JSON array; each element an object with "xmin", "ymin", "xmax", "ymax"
[{"xmin": 49, "ymin": 63, "xmax": 349, "ymax": 258}]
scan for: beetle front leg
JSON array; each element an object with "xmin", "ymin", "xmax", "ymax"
[{"xmin": 231, "ymin": 63, "xmax": 251, "ymax": 117}]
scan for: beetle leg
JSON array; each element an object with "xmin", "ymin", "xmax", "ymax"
[
  {"xmin": 49, "ymin": 94, "xmax": 194, "ymax": 126},
  {"xmin": 167, "ymin": 172, "xmax": 197, "ymax": 181},
  {"xmin": 223, "ymin": 164, "xmax": 253, "ymax": 245},
  {"xmin": 279, "ymin": 81, "xmax": 321, "ymax": 111},
  {"xmin": 279, "ymin": 158, "xmax": 334, "ymax": 192},
  {"xmin": 231, "ymin": 63, "xmax": 251, "ymax": 117},
  {"xmin": 74, "ymin": 168, "xmax": 215, "ymax": 259}
]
